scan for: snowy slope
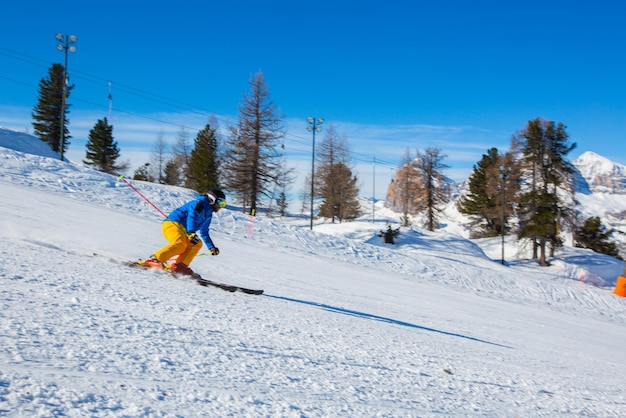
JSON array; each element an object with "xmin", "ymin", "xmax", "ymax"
[
  {"xmin": 1, "ymin": 137, "xmax": 626, "ymax": 416},
  {"xmin": 0, "ymin": 126, "xmax": 60, "ymax": 160}
]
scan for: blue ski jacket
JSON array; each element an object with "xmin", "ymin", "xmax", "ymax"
[{"xmin": 166, "ymin": 195, "xmax": 216, "ymax": 248}]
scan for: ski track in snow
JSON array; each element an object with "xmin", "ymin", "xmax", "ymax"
[
  {"xmin": 4, "ymin": 241, "xmax": 625, "ymax": 417},
  {"xmin": 2, "ymin": 145, "xmax": 626, "ymax": 416}
]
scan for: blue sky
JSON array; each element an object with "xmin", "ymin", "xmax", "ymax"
[{"xmin": 1, "ymin": 0, "xmax": 625, "ymax": 202}]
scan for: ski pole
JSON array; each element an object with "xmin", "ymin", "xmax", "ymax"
[
  {"xmin": 118, "ymin": 175, "xmax": 168, "ymax": 218},
  {"xmin": 118, "ymin": 176, "xmax": 198, "ymax": 243}
]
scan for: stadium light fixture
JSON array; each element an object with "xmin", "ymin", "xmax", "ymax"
[{"xmin": 55, "ymin": 33, "xmax": 77, "ymax": 161}]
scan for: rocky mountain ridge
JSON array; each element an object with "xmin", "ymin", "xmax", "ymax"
[{"xmin": 573, "ymin": 151, "xmax": 626, "ymax": 194}]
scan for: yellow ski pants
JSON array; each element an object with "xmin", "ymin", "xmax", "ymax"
[{"xmin": 154, "ymin": 221, "xmax": 202, "ymax": 266}]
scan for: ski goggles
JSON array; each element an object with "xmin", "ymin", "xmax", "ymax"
[{"xmin": 216, "ymin": 198, "xmax": 227, "ymax": 209}]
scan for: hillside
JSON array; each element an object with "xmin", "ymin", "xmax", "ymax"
[
  {"xmin": 1, "ymin": 130, "xmax": 626, "ymax": 416},
  {"xmin": 383, "ymin": 144, "xmax": 626, "ymax": 257}
]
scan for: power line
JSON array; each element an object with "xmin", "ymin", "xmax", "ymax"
[
  {"xmin": 1, "ymin": 46, "xmax": 235, "ymax": 129},
  {"xmin": 1, "ymin": 46, "xmax": 407, "ymax": 174}
]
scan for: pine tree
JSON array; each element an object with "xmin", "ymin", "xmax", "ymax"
[
  {"xmin": 163, "ymin": 158, "xmax": 181, "ymax": 186},
  {"xmin": 133, "ymin": 163, "xmax": 154, "ymax": 182},
  {"xmin": 315, "ymin": 125, "xmax": 360, "ymax": 222},
  {"xmin": 83, "ymin": 117, "xmax": 125, "ymax": 174},
  {"xmin": 575, "ymin": 216, "xmax": 622, "ymax": 259},
  {"xmin": 317, "ymin": 162, "xmax": 361, "ymax": 221},
  {"xmin": 223, "ymin": 71, "xmax": 286, "ymax": 214},
  {"xmin": 457, "ymin": 148, "xmax": 519, "ymax": 238},
  {"xmin": 270, "ymin": 143, "xmax": 294, "ymax": 217},
  {"xmin": 150, "ymin": 130, "xmax": 168, "ymax": 184},
  {"xmin": 185, "ymin": 122, "xmax": 220, "ymax": 192},
  {"xmin": 389, "ymin": 148, "xmax": 422, "ymax": 227},
  {"xmin": 32, "ymin": 63, "xmax": 73, "ymax": 155},
  {"xmin": 514, "ymin": 118, "xmax": 576, "ymax": 266},
  {"xmin": 275, "ymin": 190, "xmax": 288, "ymax": 217},
  {"xmin": 415, "ymin": 147, "xmax": 449, "ymax": 231},
  {"xmin": 170, "ymin": 127, "xmax": 192, "ymax": 186},
  {"xmin": 300, "ymin": 173, "xmax": 312, "ymax": 215}
]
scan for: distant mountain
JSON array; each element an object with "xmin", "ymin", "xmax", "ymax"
[{"xmin": 572, "ymin": 151, "xmax": 626, "ymax": 194}]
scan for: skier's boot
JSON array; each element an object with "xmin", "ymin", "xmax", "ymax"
[
  {"xmin": 143, "ymin": 255, "xmax": 166, "ymax": 270},
  {"xmin": 170, "ymin": 262, "xmax": 194, "ymax": 276}
]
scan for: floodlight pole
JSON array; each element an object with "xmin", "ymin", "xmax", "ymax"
[
  {"xmin": 56, "ymin": 33, "xmax": 77, "ymax": 161},
  {"xmin": 307, "ymin": 117, "xmax": 324, "ymax": 230},
  {"xmin": 500, "ymin": 165, "xmax": 506, "ymax": 265}
]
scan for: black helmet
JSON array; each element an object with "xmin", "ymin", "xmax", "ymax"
[{"xmin": 206, "ymin": 189, "xmax": 226, "ymax": 206}]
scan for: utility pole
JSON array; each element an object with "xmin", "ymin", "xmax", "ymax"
[{"xmin": 306, "ymin": 117, "xmax": 324, "ymax": 230}]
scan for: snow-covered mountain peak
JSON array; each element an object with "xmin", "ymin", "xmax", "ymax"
[{"xmin": 573, "ymin": 150, "xmax": 626, "ymax": 194}]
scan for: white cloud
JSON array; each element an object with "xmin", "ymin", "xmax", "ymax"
[{"xmin": 3, "ymin": 104, "xmax": 514, "ymax": 192}]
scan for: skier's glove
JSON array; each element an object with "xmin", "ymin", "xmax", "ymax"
[
  {"xmin": 209, "ymin": 247, "xmax": 220, "ymax": 256},
  {"xmin": 188, "ymin": 233, "xmax": 200, "ymax": 245}
]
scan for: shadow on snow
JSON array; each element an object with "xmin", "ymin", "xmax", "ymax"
[{"xmin": 264, "ymin": 294, "xmax": 513, "ymax": 349}]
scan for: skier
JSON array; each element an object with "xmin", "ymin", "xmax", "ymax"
[{"xmin": 144, "ymin": 189, "xmax": 226, "ymax": 275}]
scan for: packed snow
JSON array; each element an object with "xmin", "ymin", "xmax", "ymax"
[{"xmin": 1, "ymin": 132, "xmax": 626, "ymax": 417}]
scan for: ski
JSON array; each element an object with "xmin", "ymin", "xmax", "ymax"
[
  {"xmin": 195, "ymin": 276, "xmax": 264, "ymax": 295},
  {"xmin": 129, "ymin": 260, "xmax": 264, "ymax": 295}
]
